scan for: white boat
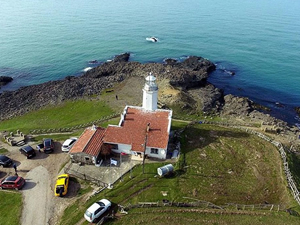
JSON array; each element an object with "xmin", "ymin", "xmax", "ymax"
[{"xmin": 146, "ymin": 37, "xmax": 158, "ymax": 42}]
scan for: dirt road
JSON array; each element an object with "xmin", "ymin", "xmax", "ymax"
[
  {"xmin": 22, "ymin": 165, "xmax": 52, "ymax": 225},
  {"xmin": 0, "ymin": 139, "xmax": 71, "ymax": 225}
]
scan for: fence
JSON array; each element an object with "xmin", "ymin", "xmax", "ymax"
[
  {"xmin": 29, "ymin": 113, "xmax": 120, "ymax": 134},
  {"xmin": 235, "ymin": 127, "xmax": 300, "ymax": 206},
  {"xmin": 120, "ymin": 200, "xmax": 285, "ymax": 212},
  {"xmin": 64, "ymin": 163, "xmax": 109, "ymax": 188}
]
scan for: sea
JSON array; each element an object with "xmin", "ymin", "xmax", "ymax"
[{"xmin": 0, "ymin": 0, "xmax": 300, "ymax": 125}]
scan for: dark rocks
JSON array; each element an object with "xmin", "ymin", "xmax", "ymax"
[
  {"xmin": 88, "ymin": 60, "xmax": 99, "ymax": 64},
  {"xmin": 295, "ymin": 107, "xmax": 300, "ymax": 116},
  {"xmin": 112, "ymin": 52, "xmax": 130, "ymax": 62},
  {"xmin": 0, "ymin": 53, "xmax": 267, "ymax": 123},
  {"xmin": 164, "ymin": 58, "xmax": 177, "ymax": 65},
  {"xmin": 0, "ymin": 76, "xmax": 13, "ymax": 87},
  {"xmin": 180, "ymin": 56, "xmax": 216, "ymax": 73}
]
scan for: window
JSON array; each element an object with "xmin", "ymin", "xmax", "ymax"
[
  {"xmin": 150, "ymin": 148, "xmax": 158, "ymax": 154},
  {"xmin": 110, "ymin": 144, "xmax": 118, "ymax": 150}
]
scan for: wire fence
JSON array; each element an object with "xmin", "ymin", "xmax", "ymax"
[
  {"xmin": 237, "ymin": 126, "xmax": 300, "ymax": 206},
  {"xmin": 64, "ymin": 163, "xmax": 109, "ymax": 188},
  {"xmin": 29, "ymin": 113, "xmax": 120, "ymax": 134},
  {"xmin": 25, "ymin": 111, "xmax": 300, "ymax": 209},
  {"xmin": 120, "ymin": 200, "xmax": 285, "ymax": 212}
]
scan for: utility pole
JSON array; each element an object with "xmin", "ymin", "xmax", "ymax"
[{"xmin": 143, "ymin": 123, "xmax": 150, "ymax": 174}]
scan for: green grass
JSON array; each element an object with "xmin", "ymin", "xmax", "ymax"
[
  {"xmin": 59, "ymin": 199, "xmax": 84, "ymax": 225},
  {"xmin": 171, "ymin": 119, "xmax": 189, "ymax": 131},
  {"xmin": 0, "ymin": 99, "xmax": 114, "ymax": 133},
  {"xmin": 99, "ymin": 117, "xmax": 120, "ymax": 127},
  {"xmin": 179, "ymin": 124, "xmax": 292, "ymax": 205},
  {"xmin": 0, "ymin": 148, "xmax": 9, "ymax": 154},
  {"xmin": 30, "ymin": 117, "xmax": 120, "ymax": 142},
  {"xmin": 104, "ymin": 208, "xmax": 300, "ymax": 225},
  {"xmin": 0, "ymin": 192, "xmax": 22, "ymax": 225},
  {"xmin": 59, "ymin": 123, "xmax": 299, "ymax": 224},
  {"xmin": 33, "ymin": 130, "xmax": 85, "ymax": 142}
]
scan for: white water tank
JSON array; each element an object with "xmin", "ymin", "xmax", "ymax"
[{"xmin": 157, "ymin": 164, "xmax": 174, "ymax": 177}]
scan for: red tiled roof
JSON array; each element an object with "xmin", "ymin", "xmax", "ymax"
[
  {"xmin": 104, "ymin": 106, "xmax": 171, "ymax": 152},
  {"xmin": 69, "ymin": 127, "xmax": 106, "ymax": 157}
]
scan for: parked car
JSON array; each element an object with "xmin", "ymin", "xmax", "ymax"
[
  {"xmin": 84, "ymin": 199, "xmax": 111, "ymax": 223},
  {"xmin": 0, "ymin": 155, "xmax": 13, "ymax": 167},
  {"xmin": 43, "ymin": 138, "xmax": 54, "ymax": 153},
  {"xmin": 19, "ymin": 145, "xmax": 36, "ymax": 159},
  {"xmin": 0, "ymin": 175, "xmax": 26, "ymax": 190},
  {"xmin": 54, "ymin": 174, "xmax": 69, "ymax": 197},
  {"xmin": 61, "ymin": 138, "xmax": 77, "ymax": 152}
]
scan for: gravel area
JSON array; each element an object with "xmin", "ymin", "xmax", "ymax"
[{"xmin": 0, "ymin": 138, "xmax": 71, "ymax": 225}]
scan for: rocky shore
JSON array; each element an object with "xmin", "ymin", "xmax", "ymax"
[
  {"xmin": 0, "ymin": 53, "xmax": 216, "ymax": 120},
  {"xmin": 0, "ymin": 76, "xmax": 13, "ymax": 88},
  {"xmin": 0, "ymin": 53, "xmax": 299, "ymax": 147}
]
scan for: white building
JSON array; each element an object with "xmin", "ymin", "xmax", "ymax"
[{"xmin": 70, "ymin": 72, "xmax": 173, "ymax": 163}]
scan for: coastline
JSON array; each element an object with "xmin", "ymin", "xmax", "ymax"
[
  {"xmin": 0, "ymin": 53, "xmax": 299, "ymax": 150},
  {"xmin": 0, "ymin": 54, "xmax": 299, "ymax": 122},
  {"xmin": 0, "ymin": 54, "xmax": 299, "ymax": 125}
]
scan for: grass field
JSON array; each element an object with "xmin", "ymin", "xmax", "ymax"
[
  {"xmin": 59, "ymin": 123, "xmax": 300, "ymax": 225},
  {"xmin": 103, "ymin": 207, "xmax": 300, "ymax": 225},
  {"xmin": 0, "ymin": 99, "xmax": 114, "ymax": 134},
  {"xmin": 0, "ymin": 192, "xmax": 22, "ymax": 225},
  {"xmin": 0, "ymin": 148, "xmax": 8, "ymax": 154},
  {"xmin": 1, "ymin": 97, "xmax": 299, "ymax": 224}
]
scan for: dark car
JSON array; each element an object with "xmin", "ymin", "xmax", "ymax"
[
  {"xmin": 0, "ymin": 175, "xmax": 26, "ymax": 190},
  {"xmin": 0, "ymin": 155, "xmax": 13, "ymax": 167},
  {"xmin": 19, "ymin": 145, "xmax": 36, "ymax": 159},
  {"xmin": 43, "ymin": 138, "xmax": 54, "ymax": 153}
]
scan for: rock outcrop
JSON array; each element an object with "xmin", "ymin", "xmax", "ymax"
[
  {"xmin": 295, "ymin": 107, "xmax": 300, "ymax": 117},
  {"xmin": 0, "ymin": 53, "xmax": 289, "ymax": 128},
  {"xmin": 221, "ymin": 94, "xmax": 253, "ymax": 116},
  {"xmin": 0, "ymin": 76, "xmax": 13, "ymax": 88},
  {"xmin": 0, "ymin": 54, "xmax": 217, "ymax": 121}
]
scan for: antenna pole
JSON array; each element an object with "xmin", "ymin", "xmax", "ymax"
[{"xmin": 143, "ymin": 123, "xmax": 150, "ymax": 174}]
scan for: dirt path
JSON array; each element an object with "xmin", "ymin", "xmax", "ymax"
[
  {"xmin": 21, "ymin": 165, "xmax": 52, "ymax": 225},
  {"xmin": 0, "ymin": 138, "xmax": 71, "ymax": 225}
]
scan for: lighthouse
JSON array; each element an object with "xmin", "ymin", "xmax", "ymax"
[{"xmin": 142, "ymin": 72, "xmax": 158, "ymax": 111}]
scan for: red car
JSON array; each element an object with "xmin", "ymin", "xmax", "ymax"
[{"xmin": 0, "ymin": 175, "xmax": 26, "ymax": 190}]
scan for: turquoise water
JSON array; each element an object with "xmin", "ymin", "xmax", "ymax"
[{"xmin": 0, "ymin": 0, "xmax": 300, "ymax": 123}]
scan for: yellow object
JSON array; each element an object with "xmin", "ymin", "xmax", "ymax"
[{"xmin": 54, "ymin": 174, "xmax": 69, "ymax": 197}]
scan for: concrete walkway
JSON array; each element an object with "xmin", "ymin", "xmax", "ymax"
[{"xmin": 64, "ymin": 155, "xmax": 141, "ymax": 186}]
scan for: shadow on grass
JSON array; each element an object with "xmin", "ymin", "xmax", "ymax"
[{"xmin": 181, "ymin": 126, "xmax": 251, "ymax": 154}]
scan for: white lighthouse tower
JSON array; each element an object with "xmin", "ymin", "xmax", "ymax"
[{"xmin": 142, "ymin": 72, "xmax": 158, "ymax": 111}]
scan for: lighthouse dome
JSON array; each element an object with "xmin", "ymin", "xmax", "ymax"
[{"xmin": 144, "ymin": 72, "xmax": 158, "ymax": 91}]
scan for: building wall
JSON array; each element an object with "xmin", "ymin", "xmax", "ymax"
[
  {"xmin": 70, "ymin": 153, "xmax": 95, "ymax": 165},
  {"xmin": 145, "ymin": 147, "xmax": 167, "ymax": 160},
  {"xmin": 111, "ymin": 143, "xmax": 132, "ymax": 154},
  {"xmin": 142, "ymin": 89, "xmax": 158, "ymax": 111}
]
